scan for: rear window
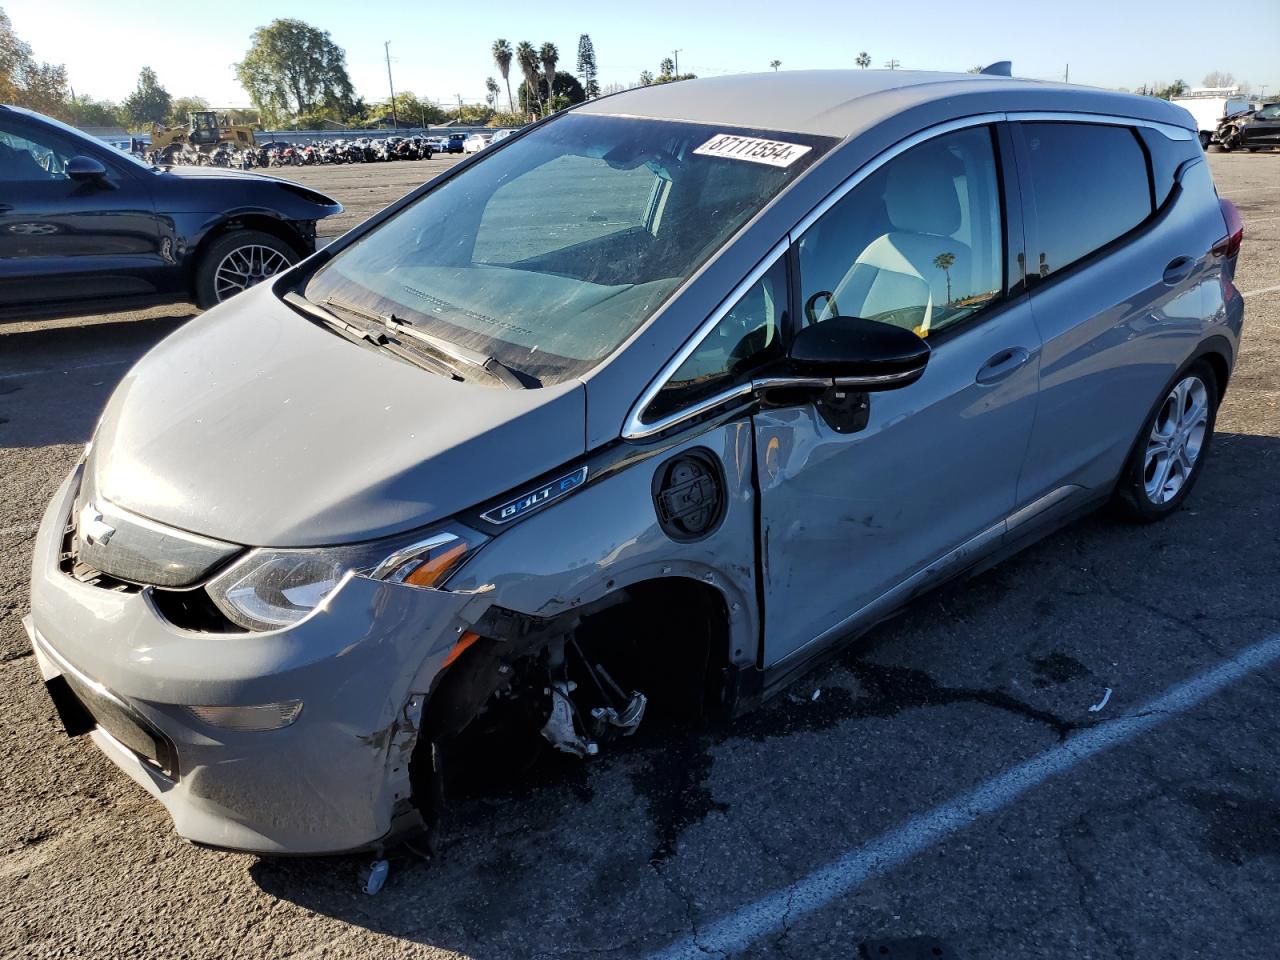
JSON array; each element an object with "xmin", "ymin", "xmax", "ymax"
[{"xmin": 1020, "ymin": 122, "xmax": 1153, "ymax": 279}]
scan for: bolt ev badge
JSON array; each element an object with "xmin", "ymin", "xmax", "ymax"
[
  {"xmin": 481, "ymin": 467, "xmax": 589, "ymax": 525},
  {"xmin": 78, "ymin": 503, "xmax": 115, "ymax": 546}
]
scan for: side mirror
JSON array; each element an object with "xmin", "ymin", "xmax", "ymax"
[
  {"xmin": 785, "ymin": 316, "xmax": 930, "ymax": 390},
  {"xmin": 66, "ymin": 155, "xmax": 110, "ymax": 185}
]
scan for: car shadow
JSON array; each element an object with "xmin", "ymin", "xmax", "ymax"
[
  {"xmin": 0, "ymin": 313, "xmax": 193, "ymax": 450},
  {"xmin": 248, "ymin": 430, "xmax": 1280, "ymax": 958}
]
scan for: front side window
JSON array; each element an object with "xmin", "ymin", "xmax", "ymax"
[
  {"xmin": 305, "ymin": 114, "xmax": 831, "ymax": 385},
  {"xmin": 0, "ymin": 119, "xmax": 77, "ymax": 181},
  {"xmin": 1020, "ymin": 122, "xmax": 1152, "ymax": 278},
  {"xmin": 795, "ymin": 125, "xmax": 1004, "ymax": 339},
  {"xmin": 643, "ymin": 257, "xmax": 788, "ymax": 423},
  {"xmin": 1255, "ymin": 104, "xmax": 1280, "ymax": 120}
]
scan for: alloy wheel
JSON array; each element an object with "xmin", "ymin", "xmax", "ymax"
[
  {"xmin": 213, "ymin": 244, "xmax": 292, "ymax": 302},
  {"xmin": 1143, "ymin": 375, "xmax": 1209, "ymax": 505}
]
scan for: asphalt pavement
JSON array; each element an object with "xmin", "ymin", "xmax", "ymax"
[{"xmin": 1, "ymin": 152, "xmax": 1278, "ymax": 960}]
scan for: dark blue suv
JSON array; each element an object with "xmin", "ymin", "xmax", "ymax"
[{"xmin": 0, "ymin": 105, "xmax": 342, "ymax": 316}]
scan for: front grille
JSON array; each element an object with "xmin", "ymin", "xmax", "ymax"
[{"xmin": 61, "ymin": 671, "xmax": 179, "ymax": 778}]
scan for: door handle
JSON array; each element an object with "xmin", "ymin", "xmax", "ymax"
[
  {"xmin": 1162, "ymin": 256, "xmax": 1195, "ymax": 285},
  {"xmin": 975, "ymin": 347, "xmax": 1031, "ymax": 385}
]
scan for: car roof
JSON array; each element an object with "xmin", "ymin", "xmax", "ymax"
[{"xmin": 576, "ymin": 69, "xmax": 1195, "ymax": 138}]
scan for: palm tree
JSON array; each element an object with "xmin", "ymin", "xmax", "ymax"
[
  {"xmin": 933, "ymin": 252, "xmax": 956, "ymax": 303},
  {"xmin": 770, "ymin": 59, "xmax": 781, "ymax": 71},
  {"xmin": 516, "ymin": 42, "xmax": 540, "ymax": 115},
  {"xmin": 856, "ymin": 51, "xmax": 871, "ymax": 69},
  {"xmin": 492, "ymin": 39, "xmax": 514, "ymax": 112},
  {"xmin": 659, "ymin": 57, "xmax": 675, "ymax": 78},
  {"xmin": 539, "ymin": 42, "xmax": 559, "ymax": 110},
  {"xmin": 485, "ymin": 77, "xmax": 500, "ymax": 109}
]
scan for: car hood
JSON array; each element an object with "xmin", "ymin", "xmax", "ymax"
[{"xmin": 88, "ymin": 284, "xmax": 587, "ymax": 547}]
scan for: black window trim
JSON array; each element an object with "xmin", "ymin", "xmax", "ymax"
[
  {"xmin": 1009, "ymin": 114, "xmax": 1190, "ymax": 294},
  {"xmin": 622, "ymin": 110, "xmax": 1193, "ymax": 441}
]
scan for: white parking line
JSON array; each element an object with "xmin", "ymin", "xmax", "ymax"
[
  {"xmin": 0, "ymin": 358, "xmax": 133, "ymax": 382},
  {"xmin": 1242, "ymin": 283, "xmax": 1280, "ymax": 300},
  {"xmin": 648, "ymin": 633, "xmax": 1280, "ymax": 959}
]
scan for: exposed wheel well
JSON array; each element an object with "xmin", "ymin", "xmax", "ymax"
[{"xmin": 410, "ymin": 577, "xmax": 733, "ymax": 828}]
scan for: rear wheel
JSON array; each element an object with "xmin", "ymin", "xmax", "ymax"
[
  {"xmin": 1113, "ymin": 360, "xmax": 1218, "ymax": 522},
  {"xmin": 1199, "ymin": 131, "xmax": 1211, "ymax": 150},
  {"xmin": 195, "ymin": 230, "xmax": 298, "ymax": 307}
]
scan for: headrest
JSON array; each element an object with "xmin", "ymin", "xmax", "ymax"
[{"xmin": 883, "ymin": 147, "xmax": 962, "ymax": 236}]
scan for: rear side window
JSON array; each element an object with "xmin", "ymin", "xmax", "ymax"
[{"xmin": 1020, "ymin": 122, "xmax": 1153, "ymax": 279}]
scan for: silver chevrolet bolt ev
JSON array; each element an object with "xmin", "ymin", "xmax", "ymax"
[{"xmin": 27, "ymin": 70, "xmax": 1245, "ymax": 855}]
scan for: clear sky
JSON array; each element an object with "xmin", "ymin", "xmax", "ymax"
[{"xmin": 7, "ymin": 0, "xmax": 1279, "ymax": 108}]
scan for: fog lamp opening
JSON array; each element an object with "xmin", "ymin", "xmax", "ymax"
[{"xmin": 186, "ymin": 700, "xmax": 303, "ymax": 732}]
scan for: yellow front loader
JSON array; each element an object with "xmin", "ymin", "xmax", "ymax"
[{"xmin": 150, "ymin": 111, "xmax": 255, "ymax": 160}]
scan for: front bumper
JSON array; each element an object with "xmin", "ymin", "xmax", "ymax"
[{"xmin": 27, "ymin": 466, "xmax": 485, "ymax": 854}]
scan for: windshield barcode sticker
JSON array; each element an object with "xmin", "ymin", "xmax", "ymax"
[{"xmin": 693, "ymin": 134, "xmax": 812, "ymax": 168}]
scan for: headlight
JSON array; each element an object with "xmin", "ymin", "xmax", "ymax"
[{"xmin": 206, "ymin": 524, "xmax": 486, "ymax": 632}]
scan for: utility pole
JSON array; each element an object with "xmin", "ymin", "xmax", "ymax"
[
  {"xmin": 384, "ymin": 41, "xmax": 397, "ymax": 129},
  {"xmin": 1065, "ymin": 63, "xmax": 1069, "ymax": 83},
  {"xmin": 673, "ymin": 49, "xmax": 682, "ymax": 77},
  {"xmin": 884, "ymin": 59, "xmax": 900, "ymax": 71}
]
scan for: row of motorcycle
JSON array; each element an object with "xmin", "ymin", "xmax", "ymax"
[{"xmin": 152, "ymin": 136, "xmax": 445, "ymax": 169}]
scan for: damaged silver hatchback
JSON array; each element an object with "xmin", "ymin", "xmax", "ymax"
[{"xmin": 27, "ymin": 69, "xmax": 1244, "ymax": 855}]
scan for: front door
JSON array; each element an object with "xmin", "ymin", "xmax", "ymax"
[
  {"xmin": 0, "ymin": 115, "xmax": 162, "ymax": 308},
  {"xmin": 755, "ymin": 123, "xmax": 1041, "ymax": 669}
]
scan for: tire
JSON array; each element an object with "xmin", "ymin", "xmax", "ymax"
[
  {"xmin": 1112, "ymin": 359, "xmax": 1219, "ymax": 523},
  {"xmin": 195, "ymin": 230, "xmax": 299, "ymax": 308},
  {"xmin": 1199, "ymin": 131, "xmax": 1211, "ymax": 150}
]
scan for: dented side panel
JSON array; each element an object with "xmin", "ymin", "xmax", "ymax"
[{"xmin": 447, "ymin": 421, "xmax": 760, "ymax": 670}]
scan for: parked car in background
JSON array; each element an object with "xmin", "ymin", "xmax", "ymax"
[
  {"xmin": 462, "ymin": 132, "xmax": 492, "ymax": 153},
  {"xmin": 1171, "ymin": 91, "xmax": 1253, "ymax": 148},
  {"xmin": 445, "ymin": 132, "xmax": 467, "ymax": 153},
  {"xmin": 489, "ymin": 128, "xmax": 516, "ymax": 145},
  {"xmin": 1215, "ymin": 101, "xmax": 1280, "ymax": 152},
  {"xmin": 25, "ymin": 70, "xmax": 1243, "ymax": 858},
  {"xmin": 0, "ymin": 104, "xmax": 342, "ymax": 315}
]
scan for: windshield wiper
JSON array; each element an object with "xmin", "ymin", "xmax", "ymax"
[
  {"xmin": 283, "ymin": 291, "xmax": 459, "ymax": 380},
  {"xmin": 322, "ymin": 296, "xmax": 537, "ymax": 389}
]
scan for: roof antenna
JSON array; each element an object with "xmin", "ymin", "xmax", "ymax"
[{"xmin": 980, "ymin": 61, "xmax": 1012, "ymax": 77}]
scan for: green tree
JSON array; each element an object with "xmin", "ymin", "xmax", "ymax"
[
  {"xmin": 515, "ymin": 41, "xmax": 540, "ymax": 115},
  {"xmin": 856, "ymin": 51, "xmax": 871, "ymax": 69},
  {"xmin": 235, "ymin": 19, "xmax": 355, "ymax": 127},
  {"xmin": 516, "ymin": 71, "xmax": 585, "ymax": 113},
  {"xmin": 770, "ymin": 59, "xmax": 781, "ymax": 71},
  {"xmin": 539, "ymin": 42, "xmax": 559, "ymax": 106},
  {"xmin": 576, "ymin": 34, "xmax": 600, "ymax": 98},
  {"xmin": 639, "ymin": 70, "xmax": 654, "ymax": 86},
  {"xmin": 933, "ymin": 251, "xmax": 956, "ymax": 303},
  {"xmin": 1, "ymin": 9, "xmax": 69, "ymax": 117},
  {"xmin": 123, "ymin": 67, "xmax": 171, "ymax": 128},
  {"xmin": 1154, "ymin": 79, "xmax": 1188, "ymax": 100},
  {"xmin": 492, "ymin": 39, "xmax": 514, "ymax": 112},
  {"xmin": 659, "ymin": 57, "xmax": 675, "ymax": 79},
  {"xmin": 67, "ymin": 95, "xmax": 123, "ymax": 128},
  {"xmin": 369, "ymin": 91, "xmax": 446, "ymax": 128},
  {"xmin": 485, "ymin": 77, "xmax": 500, "ymax": 109},
  {"xmin": 168, "ymin": 95, "xmax": 208, "ymax": 125}
]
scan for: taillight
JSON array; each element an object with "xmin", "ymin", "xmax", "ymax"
[{"xmin": 1213, "ymin": 199, "xmax": 1244, "ymax": 258}]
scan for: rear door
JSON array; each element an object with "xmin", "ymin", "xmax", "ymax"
[
  {"xmin": 0, "ymin": 114, "xmax": 163, "ymax": 308},
  {"xmin": 1010, "ymin": 116, "xmax": 1220, "ymax": 504}
]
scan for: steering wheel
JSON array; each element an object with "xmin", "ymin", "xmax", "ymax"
[{"xmin": 805, "ymin": 290, "xmax": 839, "ymax": 324}]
